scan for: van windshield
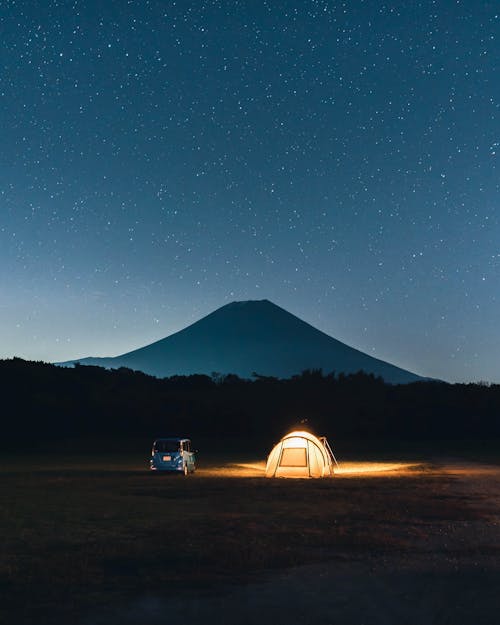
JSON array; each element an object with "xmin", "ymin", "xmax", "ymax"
[{"xmin": 154, "ymin": 440, "xmax": 181, "ymax": 453}]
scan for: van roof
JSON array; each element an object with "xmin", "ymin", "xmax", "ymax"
[{"xmin": 154, "ymin": 437, "xmax": 190, "ymax": 442}]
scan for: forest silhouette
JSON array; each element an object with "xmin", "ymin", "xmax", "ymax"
[{"xmin": 1, "ymin": 358, "xmax": 499, "ymax": 449}]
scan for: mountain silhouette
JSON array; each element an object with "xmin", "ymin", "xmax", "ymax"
[{"xmin": 58, "ymin": 299, "xmax": 423, "ymax": 383}]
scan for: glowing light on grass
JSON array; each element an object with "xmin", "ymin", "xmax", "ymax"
[
  {"xmin": 196, "ymin": 460, "xmax": 421, "ymax": 478},
  {"xmin": 235, "ymin": 462, "xmax": 267, "ymax": 472},
  {"xmin": 334, "ymin": 462, "xmax": 419, "ymax": 476}
]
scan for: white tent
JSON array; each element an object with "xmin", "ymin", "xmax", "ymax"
[{"xmin": 265, "ymin": 430, "xmax": 336, "ymax": 478}]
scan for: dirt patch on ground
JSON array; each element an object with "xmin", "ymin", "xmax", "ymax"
[
  {"xmin": 74, "ymin": 460, "xmax": 500, "ymax": 625},
  {"xmin": 81, "ymin": 459, "xmax": 500, "ymax": 625},
  {"xmin": 2, "ymin": 454, "xmax": 499, "ymax": 624}
]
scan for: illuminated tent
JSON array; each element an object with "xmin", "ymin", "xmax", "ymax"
[{"xmin": 265, "ymin": 430, "xmax": 336, "ymax": 478}]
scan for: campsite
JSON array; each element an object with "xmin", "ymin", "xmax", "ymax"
[
  {"xmin": 2, "ymin": 440, "xmax": 500, "ymax": 625},
  {"xmin": 1, "ymin": 362, "xmax": 500, "ymax": 623}
]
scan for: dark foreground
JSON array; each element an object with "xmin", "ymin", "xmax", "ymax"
[{"xmin": 2, "ymin": 449, "xmax": 500, "ymax": 625}]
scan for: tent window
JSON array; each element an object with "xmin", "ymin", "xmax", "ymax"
[{"xmin": 280, "ymin": 448, "xmax": 307, "ymax": 467}]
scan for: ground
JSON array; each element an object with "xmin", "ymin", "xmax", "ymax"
[{"xmin": 1, "ymin": 445, "xmax": 500, "ymax": 624}]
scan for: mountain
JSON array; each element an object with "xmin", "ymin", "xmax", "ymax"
[{"xmin": 58, "ymin": 299, "xmax": 423, "ymax": 384}]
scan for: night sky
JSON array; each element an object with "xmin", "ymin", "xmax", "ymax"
[{"xmin": 1, "ymin": 0, "xmax": 498, "ymax": 382}]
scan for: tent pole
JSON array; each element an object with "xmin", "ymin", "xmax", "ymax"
[
  {"xmin": 323, "ymin": 437, "xmax": 340, "ymax": 469},
  {"xmin": 275, "ymin": 443, "xmax": 284, "ymax": 477}
]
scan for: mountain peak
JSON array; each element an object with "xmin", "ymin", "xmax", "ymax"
[{"xmin": 224, "ymin": 299, "xmax": 275, "ymax": 309}]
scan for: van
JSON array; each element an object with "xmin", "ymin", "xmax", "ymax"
[{"xmin": 150, "ymin": 438, "xmax": 196, "ymax": 475}]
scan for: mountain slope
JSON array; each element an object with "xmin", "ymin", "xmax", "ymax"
[{"xmin": 59, "ymin": 299, "xmax": 423, "ymax": 384}]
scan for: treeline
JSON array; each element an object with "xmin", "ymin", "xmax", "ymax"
[{"xmin": 1, "ymin": 357, "xmax": 499, "ymax": 447}]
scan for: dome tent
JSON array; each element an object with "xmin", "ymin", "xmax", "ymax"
[{"xmin": 265, "ymin": 430, "xmax": 336, "ymax": 478}]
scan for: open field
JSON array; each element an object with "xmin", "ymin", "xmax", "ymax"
[{"xmin": 1, "ymin": 445, "xmax": 500, "ymax": 624}]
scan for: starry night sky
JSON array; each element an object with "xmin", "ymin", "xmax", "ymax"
[{"xmin": 1, "ymin": 0, "xmax": 498, "ymax": 382}]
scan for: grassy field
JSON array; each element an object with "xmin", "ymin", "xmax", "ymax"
[{"xmin": 1, "ymin": 444, "xmax": 500, "ymax": 624}]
